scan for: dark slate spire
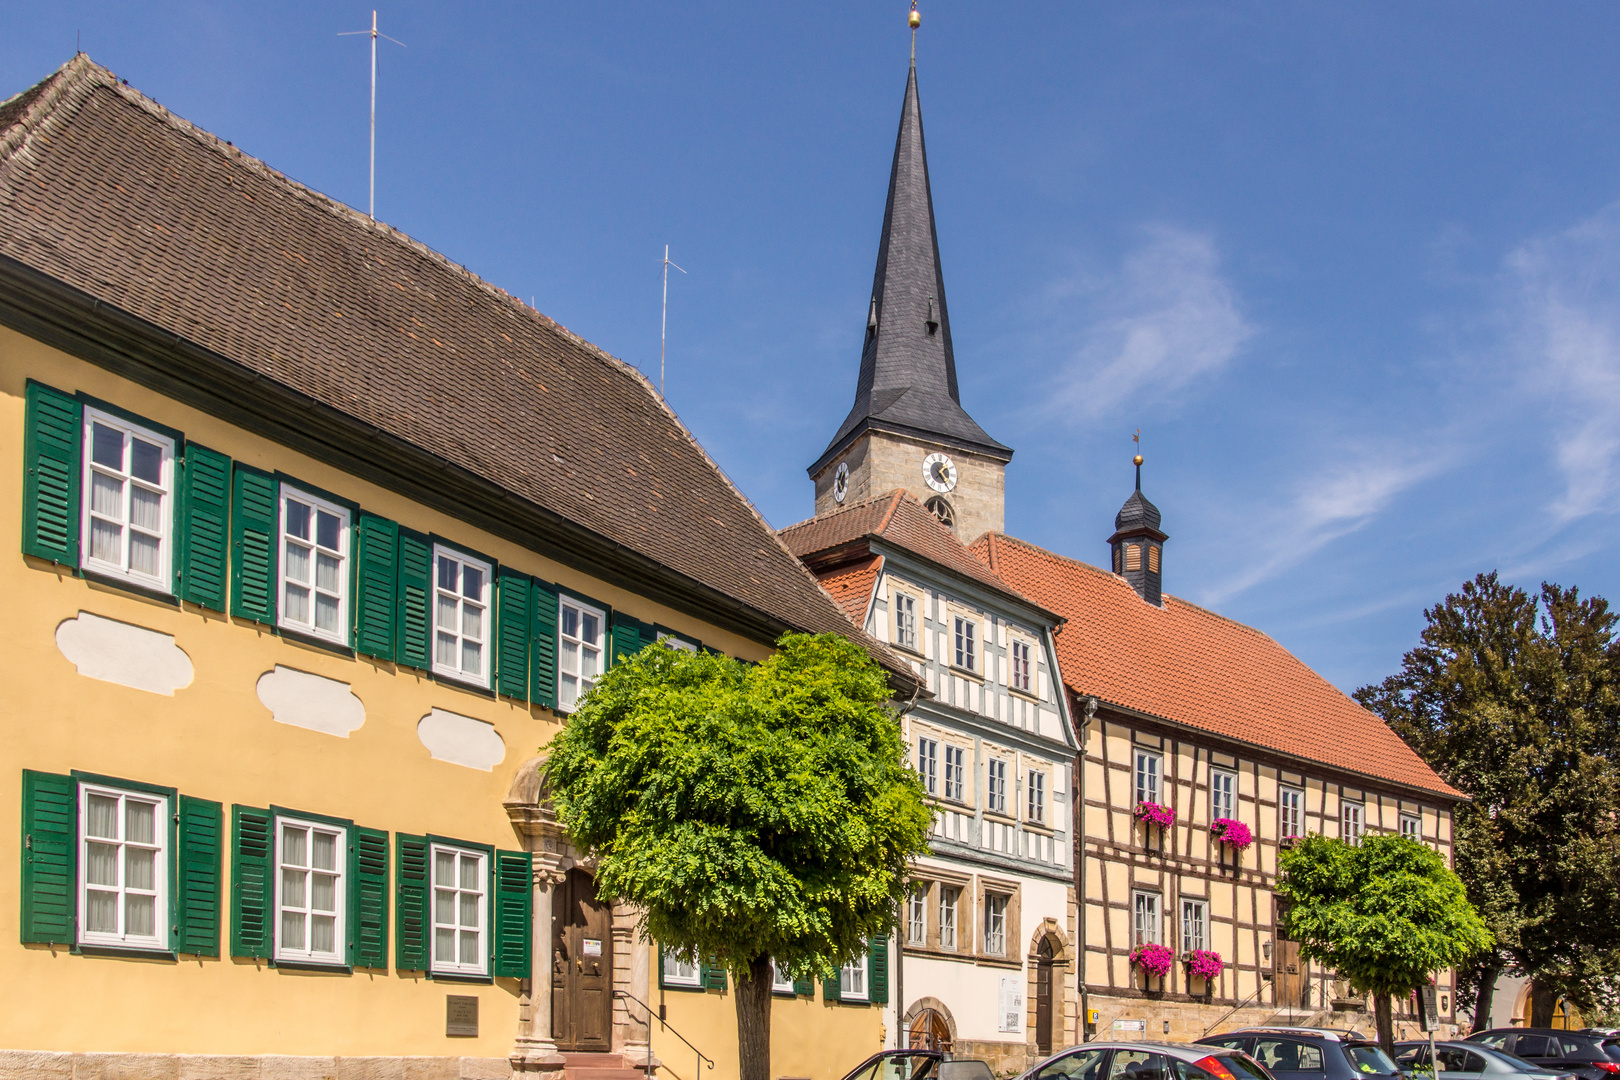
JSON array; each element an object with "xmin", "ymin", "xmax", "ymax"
[
  {"xmin": 810, "ymin": 57, "xmax": 1011, "ymax": 475},
  {"xmin": 1109, "ymin": 456, "xmax": 1168, "ymax": 605}
]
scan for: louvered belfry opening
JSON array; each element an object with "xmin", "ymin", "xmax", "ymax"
[{"xmin": 1109, "ymin": 463, "xmax": 1168, "ymax": 606}]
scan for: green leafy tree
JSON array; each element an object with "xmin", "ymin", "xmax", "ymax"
[
  {"xmin": 1355, "ymin": 573, "xmax": 1620, "ymax": 1026},
  {"xmin": 543, "ymin": 633, "xmax": 933, "ymax": 1080},
  {"xmin": 1277, "ymin": 833, "xmax": 1493, "ymax": 1052}
]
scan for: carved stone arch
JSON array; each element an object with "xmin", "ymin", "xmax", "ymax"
[
  {"xmin": 903, "ymin": 997, "xmax": 957, "ymax": 1051},
  {"xmin": 1027, "ymin": 917, "xmax": 1071, "ymax": 1056},
  {"xmin": 1027, "ymin": 916, "xmax": 1071, "ymax": 963}
]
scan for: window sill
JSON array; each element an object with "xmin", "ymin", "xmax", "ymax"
[
  {"xmin": 660, "ymin": 982, "xmax": 706, "ymax": 993},
  {"xmin": 429, "ymin": 970, "xmax": 494, "ymax": 985},
  {"xmin": 79, "ymin": 567, "xmax": 180, "ymax": 607},
  {"xmin": 1008, "ymin": 687, "xmax": 1039, "ymax": 704},
  {"xmin": 276, "ymin": 625, "xmax": 355, "ymax": 658},
  {"xmin": 984, "ymin": 811, "xmax": 1017, "ymax": 825},
  {"xmin": 430, "ymin": 670, "xmax": 497, "ymax": 699},
  {"xmin": 947, "ymin": 666, "xmax": 984, "ymax": 684},
  {"xmin": 75, "ymin": 942, "xmax": 176, "ymax": 961},
  {"xmin": 272, "ymin": 958, "xmax": 352, "ymax": 974}
]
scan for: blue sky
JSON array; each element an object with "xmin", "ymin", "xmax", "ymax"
[{"xmin": 7, "ymin": 2, "xmax": 1620, "ymax": 693}]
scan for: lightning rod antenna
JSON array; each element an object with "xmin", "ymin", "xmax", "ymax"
[
  {"xmin": 340, "ymin": 11, "xmax": 405, "ymax": 220},
  {"xmin": 659, "ymin": 244, "xmax": 686, "ymax": 398}
]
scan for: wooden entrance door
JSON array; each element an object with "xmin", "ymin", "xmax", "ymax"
[
  {"xmin": 1036, "ymin": 938, "xmax": 1056, "ymax": 1054},
  {"xmin": 552, "ymin": 868, "xmax": 613, "ymax": 1052},
  {"xmin": 908, "ymin": 1008, "xmax": 952, "ymax": 1051},
  {"xmin": 1274, "ymin": 898, "xmax": 1306, "ymax": 1008}
]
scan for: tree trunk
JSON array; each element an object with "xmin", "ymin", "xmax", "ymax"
[
  {"xmin": 1374, "ymin": 994, "xmax": 1396, "ymax": 1055},
  {"xmin": 1530, "ymin": 983, "xmax": 1558, "ymax": 1028},
  {"xmin": 735, "ymin": 954, "xmax": 774, "ymax": 1080},
  {"xmin": 1472, "ymin": 962, "xmax": 1502, "ymax": 1033}
]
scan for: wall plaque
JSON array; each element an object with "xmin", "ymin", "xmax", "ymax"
[
  {"xmin": 446, "ymin": 994, "xmax": 479, "ymax": 1038},
  {"xmin": 582, "ymin": 938, "xmax": 603, "ymax": 957}
]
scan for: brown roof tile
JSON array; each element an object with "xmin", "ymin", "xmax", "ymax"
[{"xmin": 817, "ymin": 554, "xmax": 884, "ymax": 627}]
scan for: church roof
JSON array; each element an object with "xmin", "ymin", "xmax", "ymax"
[
  {"xmin": 971, "ymin": 532, "xmax": 1461, "ymax": 799},
  {"xmin": 0, "ymin": 56, "xmax": 915, "ymax": 683},
  {"xmin": 810, "ymin": 60, "xmax": 1010, "ymax": 476}
]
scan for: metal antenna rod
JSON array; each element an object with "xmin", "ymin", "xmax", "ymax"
[
  {"xmin": 340, "ymin": 11, "xmax": 405, "ymax": 220},
  {"xmin": 659, "ymin": 244, "xmax": 686, "ymax": 398}
]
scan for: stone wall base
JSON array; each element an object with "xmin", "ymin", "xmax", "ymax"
[
  {"xmin": 954, "ymin": 1040, "xmax": 1035, "ymax": 1078},
  {"xmin": 0, "ymin": 1051, "xmax": 516, "ymax": 1080}
]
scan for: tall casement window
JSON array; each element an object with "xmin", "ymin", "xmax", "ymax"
[
  {"xmin": 1182, "ymin": 899, "xmax": 1207, "ymax": 952},
  {"xmin": 1027, "ymin": 770, "xmax": 1047, "ymax": 823},
  {"xmin": 984, "ymin": 894, "xmax": 1008, "ymax": 955},
  {"xmin": 1133, "ymin": 891, "xmax": 1160, "ymax": 946},
  {"xmin": 907, "ymin": 885, "xmax": 927, "ymax": 945},
  {"xmin": 558, "ymin": 597, "xmax": 604, "ymax": 710},
  {"xmin": 770, "ymin": 959, "xmax": 794, "ymax": 993},
  {"xmin": 943, "ymin": 746, "xmax": 966, "ymax": 802},
  {"xmin": 987, "ymin": 759, "xmax": 1007, "ymax": 814},
  {"xmin": 1009, "ymin": 639, "xmax": 1033, "ymax": 693},
  {"xmin": 917, "ymin": 738, "xmax": 938, "ymax": 795},
  {"xmin": 1279, "ymin": 787, "xmax": 1303, "ymax": 838},
  {"xmin": 939, "ymin": 886, "xmax": 959, "ymax": 950},
  {"xmin": 1135, "ymin": 751, "xmax": 1162, "ymax": 806},
  {"xmin": 1401, "ymin": 813, "xmax": 1422, "ymax": 841},
  {"xmin": 894, "ymin": 592, "xmax": 918, "ymax": 651},
  {"xmin": 275, "ymin": 817, "xmax": 346, "ymax": 965},
  {"xmin": 432, "ymin": 843, "xmax": 488, "ymax": 977},
  {"xmin": 1341, "ymin": 802, "xmax": 1365, "ymax": 846},
  {"xmin": 662, "ymin": 949, "xmax": 700, "ymax": 988},
  {"xmin": 953, "ymin": 615, "xmax": 977, "ymax": 671},
  {"xmin": 840, "ymin": 952, "xmax": 868, "ymax": 1000},
  {"xmin": 433, "ymin": 546, "xmax": 492, "ymax": 688},
  {"xmin": 1210, "ymin": 769, "xmax": 1236, "ymax": 821},
  {"xmin": 279, "ymin": 486, "xmax": 350, "ymax": 644},
  {"xmin": 79, "ymin": 782, "xmax": 168, "ymax": 950},
  {"xmin": 80, "ymin": 408, "xmax": 175, "ymax": 591}
]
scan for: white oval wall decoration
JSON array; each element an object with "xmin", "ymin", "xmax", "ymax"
[
  {"xmin": 416, "ymin": 708, "xmax": 506, "ymax": 771},
  {"xmin": 55, "ymin": 611, "xmax": 194, "ymax": 696},
  {"xmin": 255, "ymin": 665, "xmax": 366, "ymax": 738}
]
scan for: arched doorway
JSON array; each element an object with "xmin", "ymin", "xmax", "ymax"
[
  {"xmin": 1036, "ymin": 937, "xmax": 1057, "ymax": 1054},
  {"xmin": 909, "ymin": 1007, "xmax": 953, "ymax": 1052},
  {"xmin": 552, "ymin": 867, "xmax": 613, "ymax": 1052}
]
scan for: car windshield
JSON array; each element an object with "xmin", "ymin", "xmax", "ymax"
[
  {"xmin": 846, "ymin": 1054, "xmax": 939, "ymax": 1080},
  {"xmin": 1343, "ymin": 1045, "xmax": 1401, "ymax": 1075},
  {"xmin": 1602, "ymin": 1042, "xmax": 1620, "ymax": 1064}
]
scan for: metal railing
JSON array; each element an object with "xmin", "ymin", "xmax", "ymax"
[
  {"xmin": 614, "ymin": 989, "xmax": 715, "ymax": 1079},
  {"xmin": 1204, "ymin": 982, "xmax": 1271, "ymax": 1037}
]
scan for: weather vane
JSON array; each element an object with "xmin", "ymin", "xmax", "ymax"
[{"xmin": 1132, "ymin": 429, "xmax": 1143, "ymax": 467}]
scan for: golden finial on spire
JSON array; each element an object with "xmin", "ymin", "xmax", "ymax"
[
  {"xmin": 1132, "ymin": 428, "xmax": 1143, "ymax": 468},
  {"xmin": 909, "ymin": 1, "xmax": 921, "ymax": 29}
]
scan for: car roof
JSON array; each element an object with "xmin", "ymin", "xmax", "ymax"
[
  {"xmin": 1477, "ymin": 1028, "xmax": 1596, "ymax": 1038},
  {"xmin": 1208, "ymin": 1028, "xmax": 1371, "ymax": 1043},
  {"xmin": 1030, "ymin": 1042, "xmax": 1237, "ymax": 1066}
]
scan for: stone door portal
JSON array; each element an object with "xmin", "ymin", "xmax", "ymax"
[
  {"xmin": 1036, "ymin": 937, "xmax": 1056, "ymax": 1054},
  {"xmin": 1274, "ymin": 898, "xmax": 1306, "ymax": 1009},
  {"xmin": 552, "ymin": 868, "xmax": 613, "ymax": 1052}
]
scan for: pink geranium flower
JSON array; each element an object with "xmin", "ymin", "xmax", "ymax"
[{"xmin": 1211, "ymin": 817, "xmax": 1253, "ymax": 850}]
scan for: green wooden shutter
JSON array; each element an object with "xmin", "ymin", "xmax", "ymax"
[
  {"xmin": 21, "ymin": 382, "xmax": 81, "ymax": 567},
  {"xmin": 639, "ymin": 621, "xmax": 659, "ymax": 651},
  {"xmin": 610, "ymin": 610, "xmax": 643, "ymax": 668},
  {"xmin": 175, "ymin": 795, "xmax": 222, "ymax": 956},
  {"xmin": 792, "ymin": 971, "xmax": 812, "ymax": 996},
  {"xmin": 352, "ymin": 513, "xmax": 399, "ymax": 662},
  {"xmin": 701, "ymin": 960, "xmax": 727, "ymax": 991},
  {"xmin": 229, "ymin": 466, "xmax": 278, "ymax": 624},
  {"xmin": 868, "ymin": 937, "xmax": 888, "ymax": 1004},
  {"xmin": 496, "ymin": 570, "xmax": 534, "ymax": 701},
  {"xmin": 396, "ymin": 530, "xmax": 431, "ymax": 670},
  {"xmin": 20, "ymin": 770, "xmax": 76, "ymax": 944},
  {"xmin": 492, "ymin": 849, "xmax": 532, "ymax": 978},
  {"xmin": 178, "ymin": 445, "xmax": 231, "ymax": 611},
  {"xmin": 823, "ymin": 966, "xmax": 840, "ymax": 1001},
  {"xmin": 352, "ymin": 826, "xmax": 389, "ymax": 969},
  {"xmin": 229, "ymin": 806, "xmax": 273, "ymax": 959},
  {"xmin": 531, "ymin": 580, "xmax": 559, "ymax": 709},
  {"xmin": 395, "ymin": 833, "xmax": 429, "ymax": 971}
]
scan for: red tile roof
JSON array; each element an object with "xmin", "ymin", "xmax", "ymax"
[
  {"xmin": 817, "ymin": 555, "xmax": 884, "ymax": 627},
  {"xmin": 972, "ymin": 533, "xmax": 1459, "ymax": 799}
]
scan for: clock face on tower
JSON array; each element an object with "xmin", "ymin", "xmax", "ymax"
[
  {"xmin": 833, "ymin": 462, "xmax": 850, "ymax": 504},
  {"xmin": 922, "ymin": 452, "xmax": 958, "ymax": 494}
]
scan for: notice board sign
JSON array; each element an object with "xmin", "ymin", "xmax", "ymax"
[{"xmin": 446, "ymin": 994, "xmax": 479, "ymax": 1038}]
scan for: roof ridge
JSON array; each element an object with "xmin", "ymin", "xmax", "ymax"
[
  {"xmin": 874, "ymin": 489, "xmax": 907, "ymax": 534},
  {"xmin": 777, "ymin": 490, "xmax": 895, "ymax": 538}
]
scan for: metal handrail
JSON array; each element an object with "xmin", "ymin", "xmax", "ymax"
[
  {"xmin": 614, "ymin": 988, "xmax": 716, "ymax": 1075},
  {"xmin": 1203, "ymin": 983, "xmax": 1270, "ymax": 1037}
]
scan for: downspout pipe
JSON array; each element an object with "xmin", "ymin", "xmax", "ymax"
[{"xmin": 1077, "ymin": 695, "xmax": 1098, "ymax": 1041}]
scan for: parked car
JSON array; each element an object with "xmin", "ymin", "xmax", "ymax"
[
  {"xmin": 841, "ymin": 1050, "xmax": 995, "ymax": 1080},
  {"xmin": 1196, "ymin": 1027, "xmax": 1404, "ymax": 1080},
  {"xmin": 1467, "ymin": 1030, "xmax": 1620, "ymax": 1080},
  {"xmin": 1016, "ymin": 1039, "xmax": 1276, "ymax": 1080},
  {"xmin": 1394, "ymin": 1039, "xmax": 1576, "ymax": 1080}
]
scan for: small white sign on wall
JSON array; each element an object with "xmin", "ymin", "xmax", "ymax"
[
  {"xmin": 998, "ymin": 976, "xmax": 1024, "ymax": 1033},
  {"xmin": 1113, "ymin": 1019, "xmax": 1147, "ymax": 1033}
]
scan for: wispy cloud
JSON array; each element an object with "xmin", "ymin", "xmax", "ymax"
[{"xmin": 1045, "ymin": 225, "xmax": 1255, "ymax": 416}]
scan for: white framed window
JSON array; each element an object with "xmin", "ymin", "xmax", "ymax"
[
  {"xmin": 1028, "ymin": 770, "xmax": 1047, "ymax": 823},
  {"xmin": 907, "ymin": 884, "xmax": 927, "ymax": 945},
  {"xmin": 1133, "ymin": 891, "xmax": 1160, "ymax": 946},
  {"xmin": 840, "ymin": 951, "xmax": 868, "ymax": 1001},
  {"xmin": 78, "ymin": 782, "xmax": 168, "ymax": 951},
  {"xmin": 984, "ymin": 893, "xmax": 1008, "ymax": 955},
  {"xmin": 894, "ymin": 592, "xmax": 917, "ymax": 651},
  {"xmin": 279, "ymin": 485, "xmax": 349, "ymax": 644},
  {"xmin": 1341, "ymin": 802, "xmax": 1364, "ymax": 846},
  {"xmin": 80, "ymin": 409, "xmax": 175, "ymax": 592},
  {"xmin": 944, "ymin": 745, "xmax": 965, "ymax": 802},
  {"xmin": 987, "ymin": 759, "xmax": 1007, "ymax": 814},
  {"xmin": 1401, "ymin": 813, "xmax": 1422, "ymax": 840},
  {"xmin": 953, "ymin": 616, "xmax": 977, "ymax": 671},
  {"xmin": 657, "ymin": 631, "xmax": 698, "ymax": 653},
  {"xmin": 1009, "ymin": 639, "xmax": 1032, "ymax": 693},
  {"xmin": 939, "ymin": 886, "xmax": 959, "ymax": 950},
  {"xmin": 663, "ymin": 948, "xmax": 700, "ymax": 988},
  {"xmin": 1135, "ymin": 751, "xmax": 1162, "ymax": 805},
  {"xmin": 431, "ymin": 843, "xmax": 487, "ymax": 977},
  {"xmin": 558, "ymin": 597, "xmax": 605, "ymax": 710},
  {"xmin": 1211, "ymin": 769, "xmax": 1236, "ymax": 821},
  {"xmin": 1280, "ymin": 787, "xmax": 1303, "ymax": 838},
  {"xmin": 1182, "ymin": 899, "xmax": 1207, "ymax": 952},
  {"xmin": 770, "ymin": 958, "xmax": 794, "ymax": 993},
  {"xmin": 917, "ymin": 737, "xmax": 938, "ymax": 795},
  {"xmin": 275, "ymin": 816, "xmax": 346, "ymax": 965},
  {"xmin": 433, "ymin": 546, "xmax": 492, "ymax": 687}
]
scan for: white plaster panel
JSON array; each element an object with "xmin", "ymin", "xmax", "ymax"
[
  {"xmin": 255, "ymin": 665, "xmax": 365, "ymax": 737},
  {"xmin": 55, "ymin": 611, "xmax": 194, "ymax": 696},
  {"xmin": 416, "ymin": 707, "xmax": 506, "ymax": 771}
]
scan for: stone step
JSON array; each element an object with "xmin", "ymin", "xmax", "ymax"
[{"xmin": 567, "ymin": 1069, "xmax": 649, "ymax": 1080}]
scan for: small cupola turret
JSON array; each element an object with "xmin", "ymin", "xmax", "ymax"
[{"xmin": 1109, "ymin": 454, "xmax": 1168, "ymax": 605}]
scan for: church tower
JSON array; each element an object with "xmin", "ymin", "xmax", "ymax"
[
  {"xmin": 808, "ymin": 28, "xmax": 1012, "ymax": 540},
  {"xmin": 1110, "ymin": 455, "xmax": 1168, "ymax": 606}
]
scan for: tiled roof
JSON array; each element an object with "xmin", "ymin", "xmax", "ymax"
[
  {"xmin": 817, "ymin": 554, "xmax": 884, "ymax": 628},
  {"xmin": 0, "ymin": 57, "xmax": 909, "ymax": 676},
  {"xmin": 972, "ymin": 533, "xmax": 1459, "ymax": 799}
]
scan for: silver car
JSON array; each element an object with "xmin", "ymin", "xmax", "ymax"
[
  {"xmin": 1395, "ymin": 1041, "xmax": 1577, "ymax": 1080},
  {"xmin": 1017, "ymin": 1040, "xmax": 1276, "ymax": 1080}
]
